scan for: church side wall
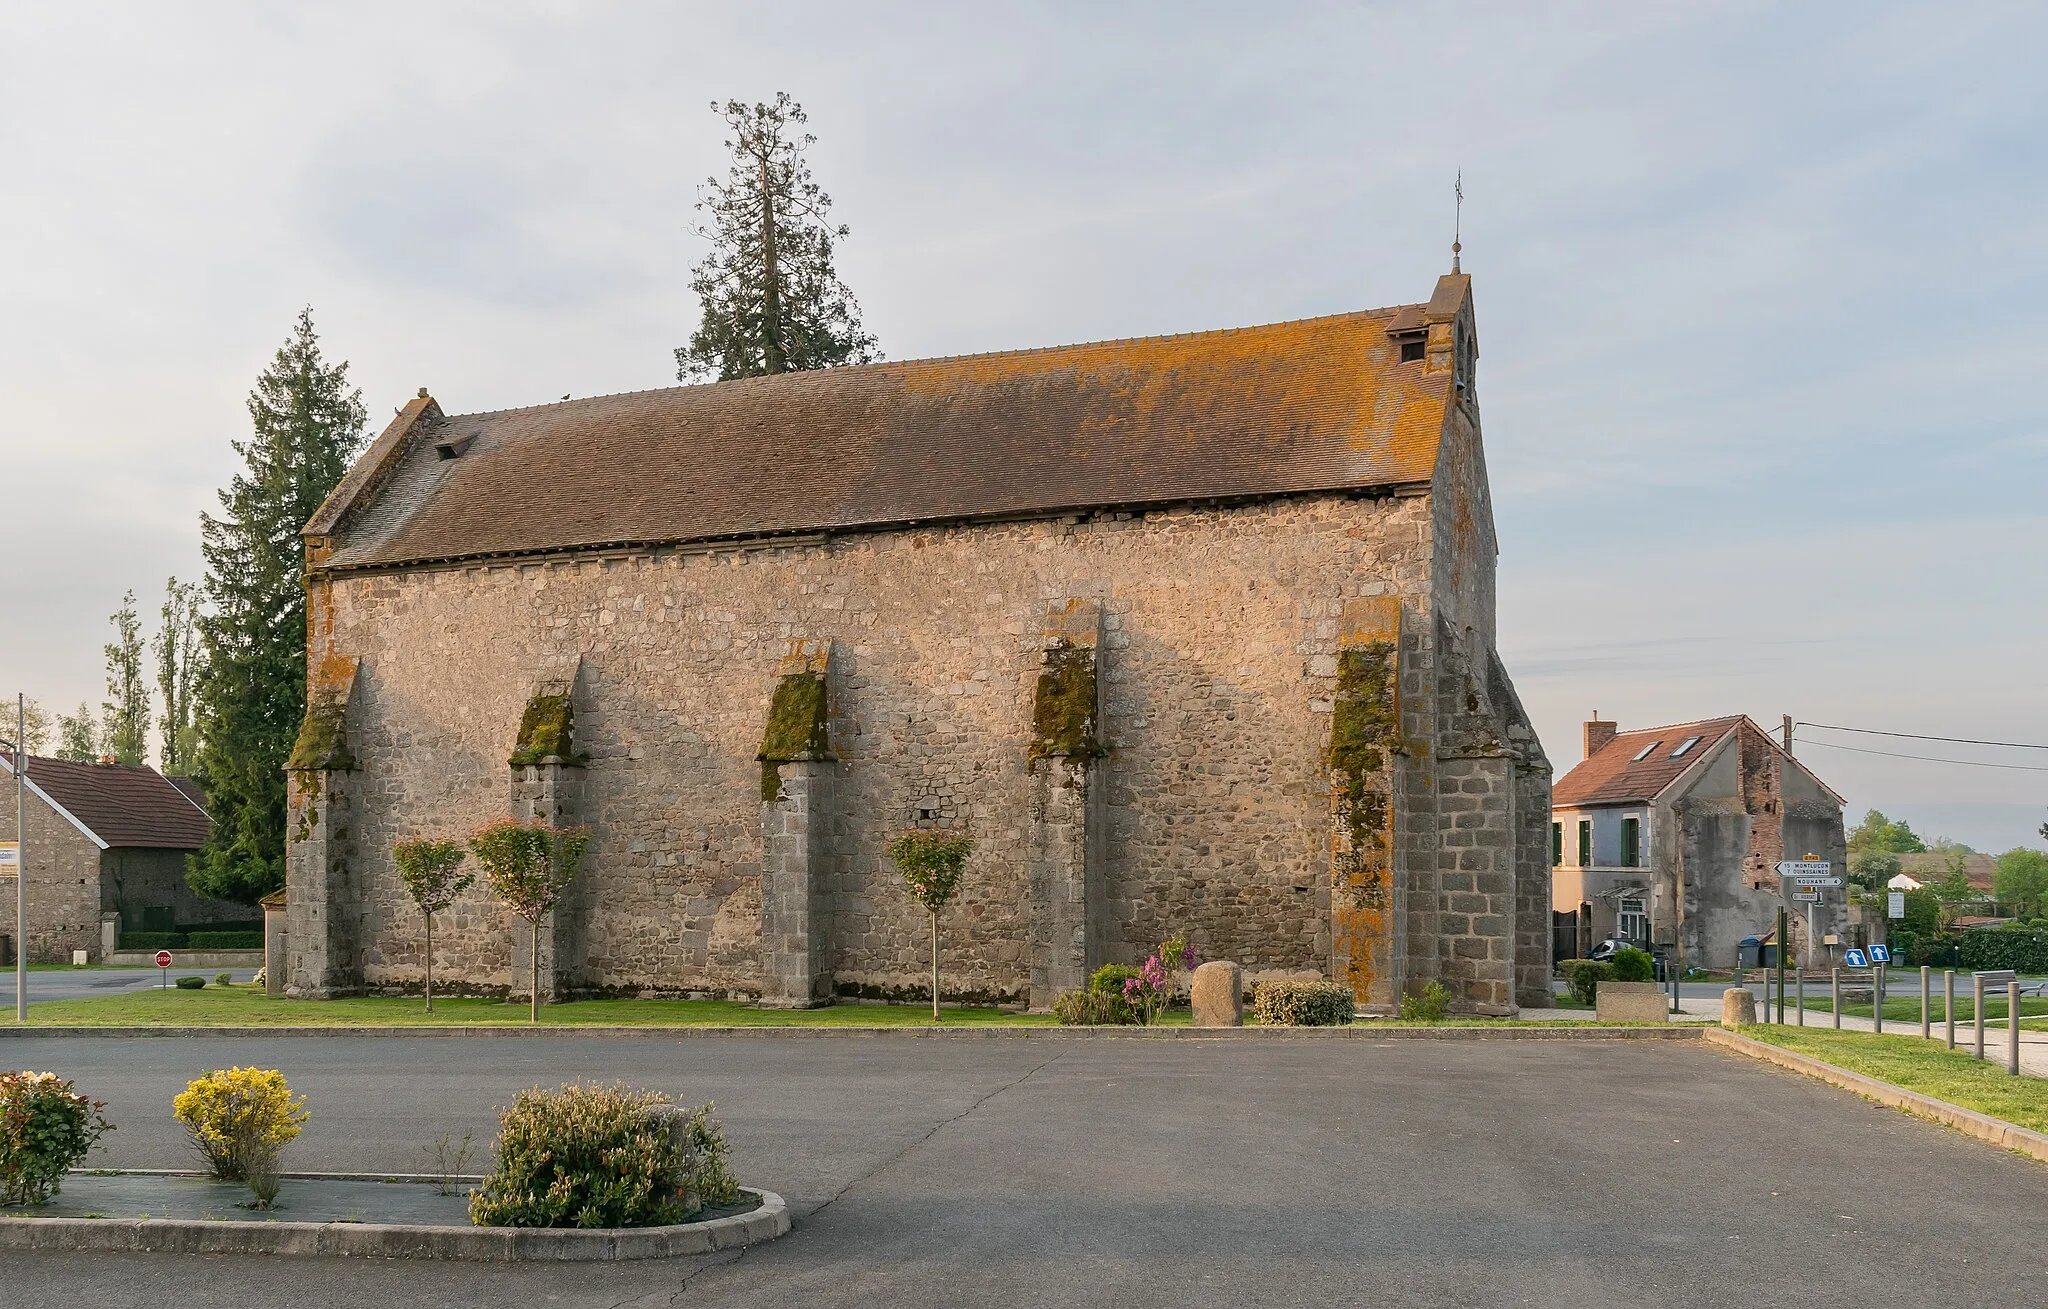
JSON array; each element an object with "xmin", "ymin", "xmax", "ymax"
[{"xmin": 318, "ymin": 492, "xmax": 1438, "ymax": 1000}]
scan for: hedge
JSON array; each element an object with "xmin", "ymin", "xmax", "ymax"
[
  {"xmin": 1250, "ymin": 979, "xmax": 1354, "ymax": 1026},
  {"xmin": 1558, "ymin": 959, "xmax": 1612, "ymax": 1006},
  {"xmin": 119, "ymin": 932, "xmax": 185, "ymax": 950},
  {"xmin": 1958, "ymin": 928, "xmax": 2048, "ymax": 975},
  {"xmin": 187, "ymin": 931, "xmax": 264, "ymax": 950}
]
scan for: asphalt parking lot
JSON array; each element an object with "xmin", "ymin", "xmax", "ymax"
[{"xmin": 1, "ymin": 1031, "xmax": 2042, "ymax": 1308}]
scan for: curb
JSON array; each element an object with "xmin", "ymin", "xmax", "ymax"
[
  {"xmin": 0, "ymin": 1023, "xmax": 1707, "ymax": 1041},
  {"xmin": 0, "ymin": 1186, "xmax": 789, "ymax": 1261},
  {"xmin": 1699, "ymin": 1027, "xmax": 2048, "ymax": 1163}
]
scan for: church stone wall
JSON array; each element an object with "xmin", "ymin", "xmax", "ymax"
[{"xmin": 319, "ymin": 490, "xmax": 1440, "ymax": 1002}]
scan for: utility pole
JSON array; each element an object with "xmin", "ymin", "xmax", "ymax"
[
  {"xmin": 14, "ymin": 694, "xmax": 25, "ymax": 1022},
  {"xmin": 1782, "ymin": 715, "xmax": 1794, "ymax": 755}
]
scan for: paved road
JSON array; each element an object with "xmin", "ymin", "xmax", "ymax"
[
  {"xmin": 8, "ymin": 966, "xmax": 262, "ymax": 1003},
  {"xmin": 1, "ymin": 1033, "xmax": 2042, "ymax": 1307}
]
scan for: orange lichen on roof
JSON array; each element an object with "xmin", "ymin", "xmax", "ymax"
[{"xmin": 318, "ymin": 303, "xmax": 1456, "ymax": 572}]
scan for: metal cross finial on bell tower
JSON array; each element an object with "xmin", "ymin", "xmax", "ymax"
[{"xmin": 1452, "ymin": 170, "xmax": 1463, "ymax": 273}]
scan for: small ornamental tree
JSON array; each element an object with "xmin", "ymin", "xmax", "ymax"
[
  {"xmin": 886, "ymin": 831, "xmax": 974, "ymax": 1021},
  {"xmin": 393, "ymin": 838, "xmax": 473, "ymax": 1013},
  {"xmin": 469, "ymin": 819, "xmax": 591, "ymax": 1024}
]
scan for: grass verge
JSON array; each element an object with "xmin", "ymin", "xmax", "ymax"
[
  {"xmin": 1740, "ymin": 1026, "xmax": 2048, "ymax": 1133},
  {"xmin": 1795, "ymin": 994, "xmax": 2048, "ymax": 1024}
]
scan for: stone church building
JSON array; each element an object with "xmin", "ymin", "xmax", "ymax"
[{"xmin": 283, "ymin": 270, "xmax": 1553, "ymax": 1014}]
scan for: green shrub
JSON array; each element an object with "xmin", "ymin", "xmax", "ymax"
[
  {"xmin": 0, "ymin": 1072, "xmax": 114, "ymax": 1205},
  {"xmin": 1088, "ymin": 963, "xmax": 1139, "ymax": 995},
  {"xmin": 1958, "ymin": 927, "xmax": 2048, "ymax": 974},
  {"xmin": 1051, "ymin": 989, "xmax": 1135, "ymax": 1025},
  {"xmin": 214, "ymin": 972, "xmax": 233, "ymax": 987},
  {"xmin": 175, "ymin": 976, "xmax": 206, "ymax": 990},
  {"xmin": 172, "ymin": 1066, "xmax": 307, "ymax": 1200},
  {"xmin": 1251, "ymin": 979, "xmax": 1354, "ymax": 1026},
  {"xmin": 1559, "ymin": 960, "xmax": 1613, "ymax": 1006},
  {"xmin": 470, "ymin": 1083, "xmax": 738, "ymax": 1229},
  {"xmin": 1610, "ymin": 947, "xmax": 1655, "ymax": 982},
  {"xmin": 187, "ymin": 931, "xmax": 264, "ymax": 950},
  {"xmin": 119, "ymin": 932, "xmax": 185, "ymax": 951},
  {"xmin": 1399, "ymin": 979, "xmax": 1450, "ymax": 1022}
]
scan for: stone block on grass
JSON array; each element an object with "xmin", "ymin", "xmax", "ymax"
[
  {"xmin": 1722, "ymin": 988, "xmax": 1757, "ymax": 1027},
  {"xmin": 1191, "ymin": 960, "xmax": 1243, "ymax": 1027},
  {"xmin": 1595, "ymin": 980, "xmax": 1668, "ymax": 1024}
]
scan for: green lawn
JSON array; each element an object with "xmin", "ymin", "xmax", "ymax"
[
  {"xmin": 1742, "ymin": 1026, "xmax": 2048, "ymax": 1133},
  {"xmin": 1794, "ymin": 993, "xmax": 2048, "ymax": 1025},
  {"xmin": 21, "ymin": 985, "xmax": 1068, "ymax": 1028}
]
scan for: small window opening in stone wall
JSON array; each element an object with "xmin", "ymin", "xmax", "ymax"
[{"xmin": 1398, "ymin": 338, "xmax": 1425, "ymax": 362}]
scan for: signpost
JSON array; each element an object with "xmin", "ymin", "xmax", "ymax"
[
  {"xmin": 1870, "ymin": 944, "xmax": 1891, "ymax": 964},
  {"xmin": 155, "ymin": 949, "xmax": 173, "ymax": 989},
  {"xmin": 1844, "ymin": 948, "xmax": 1868, "ymax": 968},
  {"xmin": 1775, "ymin": 860, "xmax": 1831, "ymax": 878},
  {"xmin": 1888, "ymin": 891, "xmax": 1906, "ymax": 919}
]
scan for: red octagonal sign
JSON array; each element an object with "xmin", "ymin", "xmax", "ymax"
[{"xmin": 155, "ymin": 950, "xmax": 172, "ymax": 968}]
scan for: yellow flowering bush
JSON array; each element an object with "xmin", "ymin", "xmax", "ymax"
[
  {"xmin": 172, "ymin": 1067, "xmax": 308, "ymax": 1192},
  {"xmin": 0, "ymin": 1071, "xmax": 114, "ymax": 1206}
]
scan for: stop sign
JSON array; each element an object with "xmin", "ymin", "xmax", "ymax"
[{"xmin": 155, "ymin": 950, "xmax": 172, "ymax": 968}]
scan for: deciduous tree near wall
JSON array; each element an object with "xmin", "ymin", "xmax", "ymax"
[
  {"xmin": 53, "ymin": 704, "xmax": 101, "ymax": 763},
  {"xmin": 154, "ymin": 576, "xmax": 203, "ymax": 775},
  {"xmin": 188, "ymin": 309, "xmax": 366, "ymax": 906},
  {"xmin": 101, "ymin": 590, "xmax": 148, "ymax": 766},
  {"xmin": 1994, "ymin": 848, "xmax": 2048, "ymax": 921},
  {"xmin": 887, "ymin": 831, "xmax": 973, "ymax": 1021},
  {"xmin": 393, "ymin": 839, "xmax": 474, "ymax": 1013},
  {"xmin": 676, "ymin": 92, "xmax": 879, "ymax": 382},
  {"xmin": 468, "ymin": 819, "xmax": 590, "ymax": 1024}
]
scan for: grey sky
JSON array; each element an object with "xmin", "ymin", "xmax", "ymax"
[{"xmin": 2, "ymin": 2, "xmax": 2042, "ymax": 849}]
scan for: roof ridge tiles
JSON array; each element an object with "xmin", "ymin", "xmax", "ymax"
[
  {"xmin": 1603, "ymin": 715, "xmax": 1746, "ymax": 741},
  {"xmin": 438, "ymin": 303, "xmax": 1419, "ymax": 424}
]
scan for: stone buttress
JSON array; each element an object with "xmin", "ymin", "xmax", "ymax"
[
  {"xmin": 508, "ymin": 656, "xmax": 588, "ymax": 1002},
  {"xmin": 1330, "ymin": 597, "xmax": 1407, "ymax": 1012},
  {"xmin": 1026, "ymin": 600, "xmax": 1107, "ymax": 1009},
  {"xmin": 284, "ymin": 654, "xmax": 361, "ymax": 997},
  {"xmin": 756, "ymin": 640, "xmax": 837, "ymax": 1006}
]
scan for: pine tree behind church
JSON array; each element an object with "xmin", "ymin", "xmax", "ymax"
[
  {"xmin": 675, "ymin": 92, "xmax": 879, "ymax": 382},
  {"xmin": 187, "ymin": 309, "xmax": 367, "ymax": 905}
]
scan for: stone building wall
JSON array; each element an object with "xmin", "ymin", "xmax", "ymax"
[
  {"xmin": 0, "ymin": 789, "xmax": 103, "ymax": 963},
  {"xmin": 320, "ymin": 490, "xmax": 1447, "ymax": 1001}
]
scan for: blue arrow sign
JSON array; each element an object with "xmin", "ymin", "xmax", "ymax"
[
  {"xmin": 1844, "ymin": 948, "xmax": 1869, "ymax": 968},
  {"xmin": 1869, "ymin": 944, "xmax": 1891, "ymax": 963}
]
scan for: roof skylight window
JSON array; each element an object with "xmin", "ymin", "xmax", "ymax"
[
  {"xmin": 1671, "ymin": 735, "xmax": 1703, "ymax": 759},
  {"xmin": 1630, "ymin": 741, "xmax": 1662, "ymax": 762}
]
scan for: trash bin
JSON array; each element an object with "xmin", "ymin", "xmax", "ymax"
[{"xmin": 1738, "ymin": 936, "xmax": 1762, "ymax": 969}]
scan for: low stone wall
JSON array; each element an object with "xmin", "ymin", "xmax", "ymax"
[{"xmin": 107, "ymin": 951, "xmax": 263, "ymax": 969}]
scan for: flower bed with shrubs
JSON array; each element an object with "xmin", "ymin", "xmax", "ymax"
[{"xmin": 0, "ymin": 1072, "xmax": 112, "ymax": 1206}]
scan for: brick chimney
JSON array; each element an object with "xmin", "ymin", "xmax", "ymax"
[{"xmin": 1584, "ymin": 716, "xmax": 1617, "ymax": 761}]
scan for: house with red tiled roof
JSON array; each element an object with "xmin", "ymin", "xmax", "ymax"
[
  {"xmin": 1551, "ymin": 716, "xmax": 1846, "ymax": 970},
  {"xmin": 281, "ymin": 270, "xmax": 1557, "ymax": 1015},
  {"xmin": 0, "ymin": 751, "xmax": 248, "ymax": 963}
]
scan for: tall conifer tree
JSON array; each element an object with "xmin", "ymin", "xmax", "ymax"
[
  {"xmin": 154, "ymin": 576, "xmax": 202, "ymax": 774},
  {"xmin": 676, "ymin": 93, "xmax": 879, "ymax": 382},
  {"xmin": 188, "ymin": 309, "xmax": 366, "ymax": 904},
  {"xmin": 101, "ymin": 589, "xmax": 148, "ymax": 765}
]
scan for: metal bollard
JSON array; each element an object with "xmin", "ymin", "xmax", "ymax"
[
  {"xmin": 2010, "ymin": 981, "xmax": 2022, "ymax": 1077},
  {"xmin": 1946, "ymin": 970, "xmax": 1956, "ymax": 1049},
  {"xmin": 1832, "ymin": 968, "xmax": 1841, "ymax": 1030},
  {"xmin": 1874, "ymin": 963, "xmax": 1884, "ymax": 1034},
  {"xmin": 1921, "ymin": 965, "xmax": 1931, "ymax": 1040},
  {"xmin": 1975, "ymin": 974, "xmax": 1987, "ymax": 1061},
  {"xmin": 1797, "ymin": 969, "xmax": 1804, "ymax": 1026}
]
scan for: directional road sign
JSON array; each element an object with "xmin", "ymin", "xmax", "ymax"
[
  {"xmin": 1791, "ymin": 875, "xmax": 1843, "ymax": 887},
  {"xmin": 1794, "ymin": 890, "xmax": 1821, "ymax": 903},
  {"xmin": 1844, "ymin": 948, "xmax": 1869, "ymax": 968},
  {"xmin": 1776, "ymin": 860, "xmax": 1831, "ymax": 876},
  {"xmin": 1869, "ymin": 944, "xmax": 1891, "ymax": 963}
]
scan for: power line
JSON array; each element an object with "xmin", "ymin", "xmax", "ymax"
[
  {"xmin": 1792, "ymin": 736, "xmax": 2048, "ymax": 773},
  {"xmin": 1797, "ymin": 721, "xmax": 2048, "ymax": 751}
]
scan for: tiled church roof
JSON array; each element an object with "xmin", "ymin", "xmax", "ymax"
[{"xmin": 314, "ymin": 298, "xmax": 1460, "ymax": 571}]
